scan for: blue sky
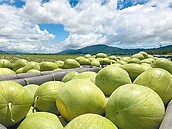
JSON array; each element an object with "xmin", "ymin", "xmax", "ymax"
[
  {"xmin": 0, "ymin": 0, "xmax": 172, "ymax": 53},
  {"xmin": 39, "ymin": 24, "xmax": 69, "ymax": 42}
]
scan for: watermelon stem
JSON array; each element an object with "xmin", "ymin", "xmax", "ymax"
[
  {"xmin": 8, "ymin": 102, "xmax": 15, "ymax": 123},
  {"xmin": 34, "ymin": 96, "xmax": 39, "ymax": 111}
]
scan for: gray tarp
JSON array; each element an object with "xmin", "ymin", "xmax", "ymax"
[
  {"xmin": 159, "ymin": 100, "xmax": 172, "ymax": 129},
  {"xmin": 10, "ymin": 67, "xmax": 101, "ymax": 86}
]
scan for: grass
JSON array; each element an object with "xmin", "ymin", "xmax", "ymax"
[
  {"xmin": 0, "ymin": 54, "xmax": 82, "ymax": 63},
  {"xmin": 1, "ymin": 53, "xmax": 170, "ymax": 64}
]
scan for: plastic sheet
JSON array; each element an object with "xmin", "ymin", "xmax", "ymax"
[
  {"xmin": 51, "ymin": 67, "xmax": 101, "ymax": 81},
  {"xmin": 13, "ymin": 79, "xmax": 27, "ymax": 86},
  {"xmin": 0, "ymin": 123, "xmax": 7, "ymax": 129},
  {"xmin": 0, "ymin": 74, "xmax": 18, "ymax": 81},
  {"xmin": 40, "ymin": 70, "xmax": 54, "ymax": 75},
  {"xmin": 159, "ymin": 100, "xmax": 172, "ymax": 129},
  {"xmin": 24, "ymin": 74, "xmax": 55, "ymax": 85},
  {"xmin": 1, "ymin": 67, "xmax": 102, "ymax": 86},
  {"xmin": 16, "ymin": 72, "xmax": 42, "ymax": 79}
]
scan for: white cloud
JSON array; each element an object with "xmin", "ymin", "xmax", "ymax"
[
  {"xmin": 64, "ymin": 0, "xmax": 116, "ymax": 34},
  {"xmin": 0, "ymin": 0, "xmax": 172, "ymax": 53},
  {"xmin": 63, "ymin": 33, "xmax": 106, "ymax": 50},
  {"xmin": 22, "ymin": 0, "xmax": 76, "ymax": 24},
  {"xmin": 21, "ymin": 0, "xmax": 117, "ymax": 51},
  {"xmin": 63, "ymin": 0, "xmax": 172, "ymax": 49},
  {"xmin": 0, "ymin": 4, "xmax": 56, "ymax": 53},
  {"xmin": 105, "ymin": 0, "xmax": 172, "ymax": 48}
]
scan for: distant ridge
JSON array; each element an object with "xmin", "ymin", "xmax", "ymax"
[
  {"xmin": 0, "ymin": 50, "xmax": 6, "ymax": 53},
  {"xmin": 0, "ymin": 44, "xmax": 171, "ymax": 54},
  {"xmin": 58, "ymin": 44, "xmax": 172, "ymax": 55},
  {"xmin": 0, "ymin": 50, "xmax": 21, "ymax": 54}
]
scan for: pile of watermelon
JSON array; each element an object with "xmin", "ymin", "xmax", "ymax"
[{"xmin": 0, "ymin": 51, "xmax": 172, "ymax": 129}]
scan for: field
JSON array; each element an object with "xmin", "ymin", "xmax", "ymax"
[{"xmin": 0, "ymin": 54, "xmax": 81, "ymax": 63}]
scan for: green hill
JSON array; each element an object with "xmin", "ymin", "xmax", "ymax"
[{"xmin": 58, "ymin": 44, "xmax": 172, "ymax": 55}]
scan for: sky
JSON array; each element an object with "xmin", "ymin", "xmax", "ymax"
[{"xmin": 0, "ymin": 0, "xmax": 172, "ymax": 53}]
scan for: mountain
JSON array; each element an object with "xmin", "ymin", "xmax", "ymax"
[
  {"xmin": 0, "ymin": 50, "xmax": 21, "ymax": 54},
  {"xmin": 145, "ymin": 45, "xmax": 172, "ymax": 55},
  {"xmin": 0, "ymin": 50, "xmax": 6, "ymax": 53},
  {"xmin": 0, "ymin": 44, "xmax": 171, "ymax": 55},
  {"xmin": 59, "ymin": 44, "xmax": 123, "ymax": 55},
  {"xmin": 151, "ymin": 45, "xmax": 172, "ymax": 50},
  {"xmin": 58, "ymin": 44, "xmax": 172, "ymax": 55},
  {"xmin": 58, "ymin": 44, "xmax": 140, "ymax": 55}
]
